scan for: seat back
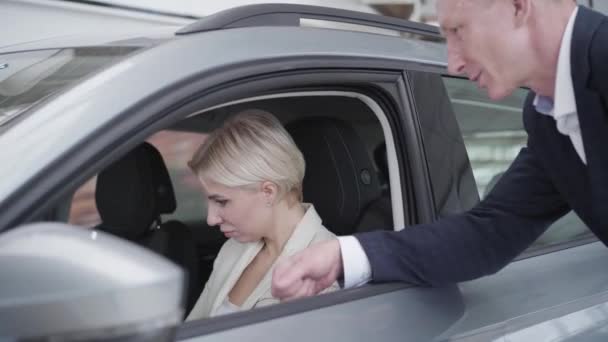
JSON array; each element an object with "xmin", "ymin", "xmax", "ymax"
[
  {"xmin": 286, "ymin": 118, "xmax": 391, "ymax": 234},
  {"xmin": 94, "ymin": 142, "xmax": 201, "ymax": 315},
  {"xmin": 95, "ymin": 143, "xmax": 176, "ymax": 239},
  {"xmin": 357, "ymin": 142, "xmax": 393, "ymax": 231}
]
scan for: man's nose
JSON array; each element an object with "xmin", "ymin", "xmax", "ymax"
[
  {"xmin": 447, "ymin": 42, "xmax": 466, "ymax": 76},
  {"xmin": 207, "ymin": 207, "xmax": 222, "ymax": 226}
]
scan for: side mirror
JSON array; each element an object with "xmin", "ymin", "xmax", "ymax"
[{"xmin": 0, "ymin": 223, "xmax": 184, "ymax": 341}]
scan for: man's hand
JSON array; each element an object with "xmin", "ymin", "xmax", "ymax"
[{"xmin": 272, "ymin": 238, "xmax": 343, "ymax": 301}]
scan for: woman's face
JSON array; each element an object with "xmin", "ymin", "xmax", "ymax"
[{"xmin": 200, "ymin": 178, "xmax": 273, "ymax": 243}]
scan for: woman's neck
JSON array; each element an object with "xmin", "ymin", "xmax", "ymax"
[{"xmin": 262, "ymin": 201, "xmax": 306, "ymax": 257}]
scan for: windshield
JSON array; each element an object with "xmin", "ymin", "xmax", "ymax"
[{"xmin": 0, "ymin": 46, "xmax": 141, "ymax": 134}]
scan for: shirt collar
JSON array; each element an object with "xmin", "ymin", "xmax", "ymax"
[
  {"xmin": 533, "ymin": 95, "xmax": 553, "ymax": 115},
  {"xmin": 533, "ymin": 6, "xmax": 578, "ymax": 117}
]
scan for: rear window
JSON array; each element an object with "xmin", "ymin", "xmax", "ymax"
[
  {"xmin": 443, "ymin": 76, "xmax": 528, "ymax": 196},
  {"xmin": 443, "ymin": 76, "xmax": 594, "ymax": 251},
  {"xmin": 0, "ymin": 46, "xmax": 141, "ymax": 134}
]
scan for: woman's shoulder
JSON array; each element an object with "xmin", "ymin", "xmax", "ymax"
[
  {"xmin": 309, "ymin": 222, "xmax": 336, "ymax": 243},
  {"xmin": 312, "ymin": 225, "xmax": 336, "ymax": 241},
  {"xmin": 213, "ymin": 238, "xmax": 251, "ymax": 268},
  {"xmin": 304, "ymin": 203, "xmax": 336, "ymax": 242}
]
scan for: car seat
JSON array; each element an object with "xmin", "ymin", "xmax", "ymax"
[
  {"xmin": 94, "ymin": 142, "xmax": 201, "ymax": 316},
  {"xmin": 286, "ymin": 118, "xmax": 393, "ymax": 234}
]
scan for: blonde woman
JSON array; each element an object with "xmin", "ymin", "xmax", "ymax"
[{"xmin": 186, "ymin": 109, "xmax": 338, "ymax": 320}]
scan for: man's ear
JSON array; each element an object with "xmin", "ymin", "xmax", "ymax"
[
  {"xmin": 512, "ymin": 0, "xmax": 532, "ymax": 28},
  {"xmin": 261, "ymin": 181, "xmax": 279, "ymax": 204}
]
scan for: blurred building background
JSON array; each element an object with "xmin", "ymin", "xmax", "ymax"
[
  {"xmin": 3, "ymin": 0, "xmax": 439, "ymax": 48},
  {"xmin": 4, "ymin": 0, "xmax": 603, "ymax": 49},
  {"xmin": 5, "ymin": 0, "xmax": 604, "ymax": 48}
]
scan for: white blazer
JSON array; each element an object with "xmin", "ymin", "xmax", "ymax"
[{"xmin": 186, "ymin": 204, "xmax": 338, "ymax": 320}]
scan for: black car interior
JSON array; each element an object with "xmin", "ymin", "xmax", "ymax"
[
  {"xmin": 286, "ymin": 117, "xmax": 392, "ymax": 234},
  {"xmin": 94, "ymin": 142, "xmax": 202, "ymax": 315},
  {"xmin": 59, "ymin": 95, "xmax": 395, "ymax": 317}
]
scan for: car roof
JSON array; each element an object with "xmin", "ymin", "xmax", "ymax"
[
  {"xmin": 0, "ymin": 4, "xmax": 448, "ymax": 213},
  {"xmin": 0, "ymin": 3, "xmax": 444, "ymax": 56}
]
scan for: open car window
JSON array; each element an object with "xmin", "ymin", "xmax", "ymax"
[
  {"xmin": 63, "ymin": 92, "xmax": 400, "ymax": 321},
  {"xmin": 68, "ymin": 131, "xmax": 209, "ymax": 227}
]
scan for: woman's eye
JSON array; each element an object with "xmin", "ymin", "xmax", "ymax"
[{"xmin": 215, "ymin": 199, "xmax": 228, "ymax": 207}]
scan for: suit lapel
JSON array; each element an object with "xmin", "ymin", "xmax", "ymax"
[
  {"xmin": 241, "ymin": 204, "xmax": 321, "ymax": 309},
  {"xmin": 210, "ymin": 241, "xmax": 263, "ymax": 314},
  {"xmin": 570, "ymin": 6, "xmax": 608, "ymax": 236}
]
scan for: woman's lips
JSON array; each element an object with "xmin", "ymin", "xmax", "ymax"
[{"xmin": 222, "ymin": 230, "xmax": 236, "ymax": 238}]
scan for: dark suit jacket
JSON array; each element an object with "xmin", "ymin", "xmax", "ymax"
[{"xmin": 356, "ymin": 6, "xmax": 608, "ymax": 286}]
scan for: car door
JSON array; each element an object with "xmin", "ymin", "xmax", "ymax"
[
  {"xmin": 174, "ymin": 69, "xmax": 468, "ymax": 340},
  {"xmin": 0, "ymin": 17, "xmax": 473, "ymax": 340},
  {"xmin": 408, "ymin": 69, "xmax": 608, "ymax": 341}
]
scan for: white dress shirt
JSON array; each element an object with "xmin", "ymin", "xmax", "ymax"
[
  {"xmin": 337, "ymin": 236, "xmax": 372, "ymax": 288},
  {"xmin": 338, "ymin": 7, "xmax": 584, "ymax": 288},
  {"xmin": 533, "ymin": 7, "xmax": 586, "ymax": 164}
]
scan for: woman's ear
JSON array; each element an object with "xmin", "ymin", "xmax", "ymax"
[{"xmin": 260, "ymin": 181, "xmax": 279, "ymax": 205}]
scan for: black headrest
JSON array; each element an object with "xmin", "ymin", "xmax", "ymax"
[
  {"xmin": 286, "ymin": 118, "xmax": 382, "ymax": 235},
  {"xmin": 95, "ymin": 142, "xmax": 176, "ymax": 240},
  {"xmin": 374, "ymin": 142, "xmax": 389, "ymax": 188}
]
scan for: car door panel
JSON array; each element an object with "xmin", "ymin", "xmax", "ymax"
[
  {"xmin": 447, "ymin": 242, "xmax": 608, "ymax": 340},
  {"xmin": 406, "ymin": 69, "xmax": 608, "ymax": 340},
  {"xmin": 179, "ymin": 285, "xmax": 464, "ymax": 341}
]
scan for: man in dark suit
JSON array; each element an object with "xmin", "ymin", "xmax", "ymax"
[{"xmin": 271, "ymin": 0, "xmax": 608, "ymax": 299}]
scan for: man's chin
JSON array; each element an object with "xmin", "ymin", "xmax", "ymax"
[{"xmin": 486, "ymin": 86, "xmax": 515, "ymax": 101}]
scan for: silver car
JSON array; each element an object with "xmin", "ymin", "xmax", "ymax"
[{"xmin": 1, "ymin": 4, "xmax": 607, "ymax": 341}]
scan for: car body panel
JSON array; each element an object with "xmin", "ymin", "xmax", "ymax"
[
  {"xmin": 176, "ymin": 241, "xmax": 608, "ymax": 341},
  {"xmin": 451, "ymin": 241, "xmax": 608, "ymax": 340},
  {"xmin": 180, "ymin": 286, "xmax": 464, "ymax": 341}
]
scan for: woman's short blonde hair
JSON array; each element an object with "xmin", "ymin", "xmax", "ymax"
[{"xmin": 188, "ymin": 109, "xmax": 305, "ymax": 202}]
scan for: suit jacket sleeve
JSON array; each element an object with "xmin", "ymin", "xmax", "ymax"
[
  {"xmin": 589, "ymin": 18, "xmax": 608, "ymax": 115},
  {"xmin": 355, "ymin": 118, "xmax": 570, "ymax": 286}
]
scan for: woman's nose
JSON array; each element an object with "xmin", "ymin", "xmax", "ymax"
[{"xmin": 206, "ymin": 207, "xmax": 223, "ymax": 226}]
